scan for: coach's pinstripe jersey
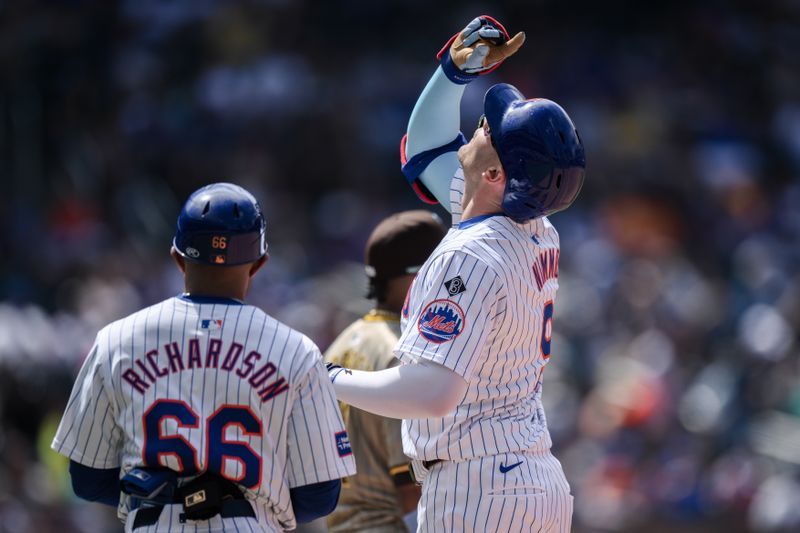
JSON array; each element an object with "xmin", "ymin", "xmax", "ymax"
[
  {"xmin": 52, "ymin": 294, "xmax": 356, "ymax": 531},
  {"xmin": 397, "ymin": 172, "xmax": 559, "ymax": 461}
]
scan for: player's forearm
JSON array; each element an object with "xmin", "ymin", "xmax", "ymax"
[
  {"xmin": 331, "ymin": 361, "xmax": 467, "ymax": 420},
  {"xmin": 406, "ymin": 67, "xmax": 466, "ymax": 157},
  {"xmin": 69, "ymin": 461, "xmax": 121, "ymax": 506},
  {"xmin": 403, "ymin": 68, "xmax": 466, "ymax": 208}
]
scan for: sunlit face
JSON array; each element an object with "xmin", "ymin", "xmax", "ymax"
[
  {"xmin": 458, "ymin": 114, "xmax": 493, "ymax": 164},
  {"xmin": 457, "ymin": 115, "xmax": 501, "ymax": 204}
]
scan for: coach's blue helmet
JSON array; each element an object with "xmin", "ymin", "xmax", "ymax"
[
  {"xmin": 484, "ymin": 84, "xmax": 586, "ymax": 223},
  {"xmin": 173, "ymin": 183, "xmax": 267, "ymax": 266}
]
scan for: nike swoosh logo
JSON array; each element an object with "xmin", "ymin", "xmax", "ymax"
[{"xmin": 499, "ymin": 461, "xmax": 524, "ymax": 474}]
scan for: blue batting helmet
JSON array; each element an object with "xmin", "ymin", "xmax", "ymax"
[
  {"xmin": 173, "ymin": 183, "xmax": 267, "ymax": 266},
  {"xmin": 484, "ymin": 84, "xmax": 586, "ymax": 223}
]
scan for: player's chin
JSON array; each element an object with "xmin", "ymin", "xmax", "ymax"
[{"xmin": 457, "ymin": 144, "xmax": 468, "ymax": 164}]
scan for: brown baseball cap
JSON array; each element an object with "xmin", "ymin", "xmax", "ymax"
[{"xmin": 365, "ymin": 210, "xmax": 448, "ymax": 281}]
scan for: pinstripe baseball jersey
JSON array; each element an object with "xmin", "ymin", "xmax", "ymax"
[
  {"xmin": 397, "ymin": 172, "xmax": 559, "ymax": 461},
  {"xmin": 324, "ymin": 310, "xmax": 411, "ymax": 533},
  {"xmin": 52, "ymin": 294, "xmax": 356, "ymax": 532}
]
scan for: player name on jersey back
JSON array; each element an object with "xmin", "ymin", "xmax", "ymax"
[{"xmin": 121, "ymin": 334, "xmax": 289, "ymax": 403}]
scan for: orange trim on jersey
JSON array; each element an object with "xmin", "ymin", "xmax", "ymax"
[
  {"xmin": 541, "ymin": 299, "xmax": 554, "ymax": 360},
  {"xmin": 205, "ymin": 404, "xmax": 263, "ymax": 490},
  {"xmin": 141, "ymin": 399, "xmax": 201, "ymax": 474}
]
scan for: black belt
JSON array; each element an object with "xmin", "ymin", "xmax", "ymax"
[
  {"xmin": 132, "ymin": 499, "xmax": 255, "ymax": 529},
  {"xmin": 409, "ymin": 459, "xmax": 444, "ymax": 485},
  {"xmin": 423, "ymin": 459, "xmax": 442, "ymax": 469}
]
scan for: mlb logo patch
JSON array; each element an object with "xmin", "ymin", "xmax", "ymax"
[
  {"xmin": 201, "ymin": 319, "xmax": 223, "ymax": 330},
  {"xmin": 418, "ymin": 299, "xmax": 465, "ymax": 344},
  {"xmin": 335, "ymin": 431, "xmax": 352, "ymax": 457}
]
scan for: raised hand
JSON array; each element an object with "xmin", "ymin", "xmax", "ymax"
[
  {"xmin": 450, "ymin": 17, "xmax": 526, "ymax": 73},
  {"xmin": 437, "ymin": 16, "xmax": 525, "ymax": 84}
]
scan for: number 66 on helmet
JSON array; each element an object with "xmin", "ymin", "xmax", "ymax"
[{"xmin": 173, "ymin": 183, "xmax": 268, "ymax": 266}]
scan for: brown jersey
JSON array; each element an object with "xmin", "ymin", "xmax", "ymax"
[{"xmin": 324, "ymin": 310, "xmax": 410, "ymax": 533}]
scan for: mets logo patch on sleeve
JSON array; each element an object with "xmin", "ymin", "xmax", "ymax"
[
  {"xmin": 335, "ymin": 431, "xmax": 352, "ymax": 457},
  {"xmin": 417, "ymin": 299, "xmax": 465, "ymax": 344}
]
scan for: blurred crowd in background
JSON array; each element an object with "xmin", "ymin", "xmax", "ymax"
[{"xmin": 1, "ymin": 1, "xmax": 799, "ymax": 532}]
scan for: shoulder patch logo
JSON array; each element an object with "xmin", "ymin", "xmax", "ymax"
[
  {"xmin": 335, "ymin": 431, "xmax": 352, "ymax": 457},
  {"xmin": 418, "ymin": 299, "xmax": 465, "ymax": 344},
  {"xmin": 444, "ymin": 276, "xmax": 466, "ymax": 296}
]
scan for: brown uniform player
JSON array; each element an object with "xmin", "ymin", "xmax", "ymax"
[{"xmin": 325, "ymin": 211, "xmax": 447, "ymax": 532}]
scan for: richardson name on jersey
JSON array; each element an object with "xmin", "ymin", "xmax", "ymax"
[{"xmin": 121, "ymin": 339, "xmax": 290, "ymax": 402}]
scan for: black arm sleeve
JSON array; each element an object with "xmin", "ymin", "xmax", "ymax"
[
  {"xmin": 69, "ymin": 460, "xmax": 121, "ymax": 506},
  {"xmin": 289, "ymin": 479, "xmax": 342, "ymax": 523}
]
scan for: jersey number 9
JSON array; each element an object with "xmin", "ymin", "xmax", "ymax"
[{"xmin": 540, "ymin": 300, "xmax": 553, "ymax": 359}]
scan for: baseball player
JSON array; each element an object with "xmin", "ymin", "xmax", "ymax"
[
  {"xmin": 326, "ymin": 16, "xmax": 586, "ymax": 532},
  {"xmin": 324, "ymin": 211, "xmax": 447, "ymax": 533},
  {"xmin": 52, "ymin": 183, "xmax": 356, "ymax": 532}
]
